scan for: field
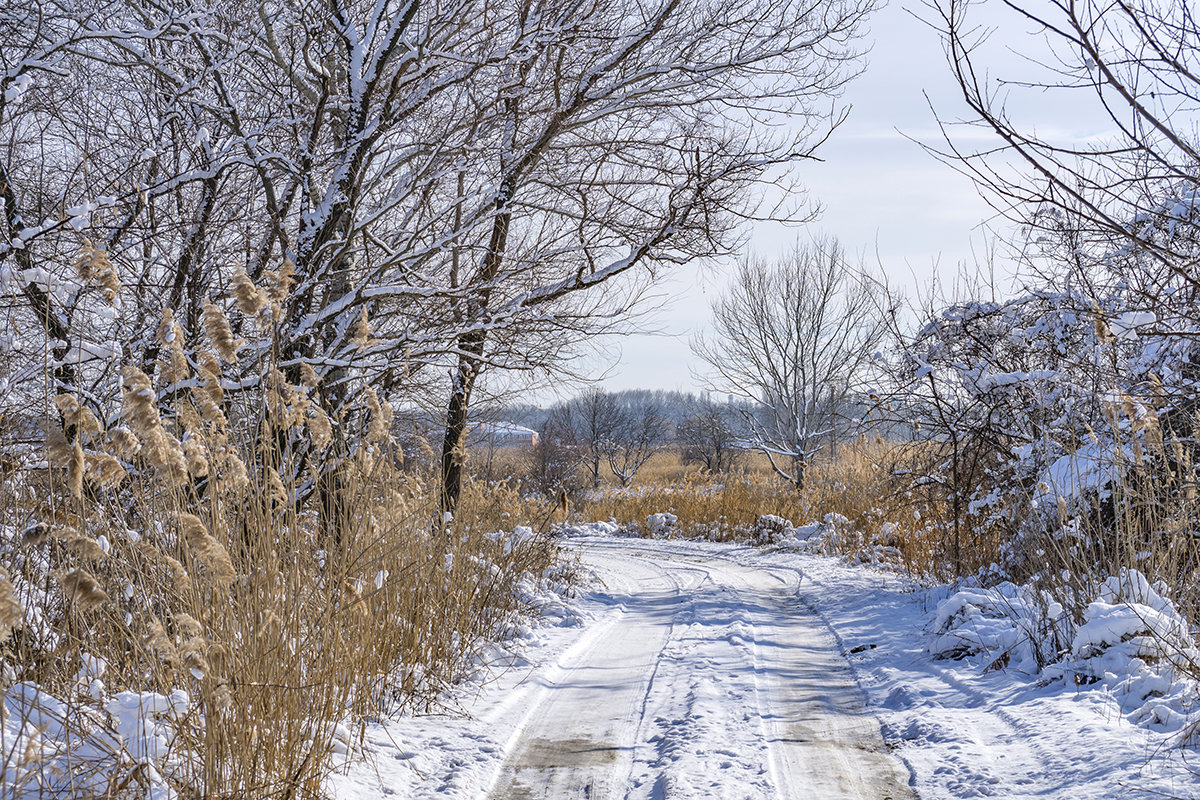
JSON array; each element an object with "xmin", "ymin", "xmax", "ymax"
[{"xmin": 463, "ymin": 440, "xmax": 974, "ymax": 579}]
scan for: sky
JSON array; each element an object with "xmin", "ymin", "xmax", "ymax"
[{"xmin": 584, "ymin": 0, "xmax": 1105, "ymax": 397}]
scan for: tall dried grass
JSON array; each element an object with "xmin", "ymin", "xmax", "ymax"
[
  {"xmin": 1005, "ymin": 408, "xmax": 1200, "ymax": 626},
  {"xmin": 0, "ymin": 261, "xmax": 560, "ymax": 798}
]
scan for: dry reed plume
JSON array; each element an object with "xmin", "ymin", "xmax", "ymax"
[{"xmin": 0, "ymin": 263, "xmax": 563, "ymax": 799}]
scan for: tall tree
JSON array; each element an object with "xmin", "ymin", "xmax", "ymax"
[
  {"xmin": 434, "ymin": 0, "xmax": 878, "ymax": 512},
  {"xmin": 694, "ymin": 238, "xmax": 887, "ymax": 488}
]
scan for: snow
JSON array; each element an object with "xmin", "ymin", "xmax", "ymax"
[
  {"xmin": 786, "ymin": 552, "xmax": 1200, "ymax": 800},
  {"xmin": 330, "ymin": 535, "xmax": 911, "ymax": 800},
  {"xmin": 328, "ymin": 532, "xmax": 1200, "ymax": 799},
  {"xmin": 9, "ymin": 531, "xmax": 1199, "ymax": 799},
  {"xmin": 1, "ymin": 680, "xmax": 182, "ymax": 800},
  {"xmin": 3, "ymin": 73, "xmax": 32, "ymax": 104},
  {"xmin": 1032, "ymin": 441, "xmax": 1121, "ymax": 509},
  {"xmin": 1109, "ymin": 311, "xmax": 1156, "ymax": 339},
  {"xmin": 975, "ymin": 369, "xmax": 1059, "ymax": 391}
]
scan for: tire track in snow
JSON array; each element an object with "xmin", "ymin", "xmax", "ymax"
[
  {"xmin": 486, "ymin": 537, "xmax": 915, "ymax": 799},
  {"xmin": 791, "ymin": 552, "xmax": 1067, "ymax": 799},
  {"xmin": 484, "ymin": 542, "xmax": 705, "ymax": 800},
  {"xmin": 656, "ymin": 544, "xmax": 915, "ymax": 800}
]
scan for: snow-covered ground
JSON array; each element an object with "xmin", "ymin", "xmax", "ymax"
[{"xmin": 332, "ymin": 533, "xmax": 1200, "ymax": 799}]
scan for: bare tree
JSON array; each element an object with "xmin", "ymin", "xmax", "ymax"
[
  {"xmin": 0, "ymin": 0, "xmax": 877, "ymax": 522},
  {"xmin": 929, "ymin": 1, "xmax": 1200, "ymax": 291},
  {"xmin": 543, "ymin": 389, "xmax": 625, "ymax": 490},
  {"xmin": 529, "ymin": 412, "xmax": 583, "ymax": 497},
  {"xmin": 677, "ymin": 401, "xmax": 741, "ymax": 474},
  {"xmin": 434, "ymin": 0, "xmax": 879, "ymax": 513},
  {"xmin": 606, "ymin": 401, "xmax": 670, "ymax": 487},
  {"xmin": 694, "ymin": 238, "xmax": 887, "ymax": 489}
]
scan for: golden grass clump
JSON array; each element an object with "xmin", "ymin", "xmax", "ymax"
[
  {"xmin": 300, "ymin": 361, "xmax": 320, "ymax": 388},
  {"xmin": 157, "ymin": 308, "xmax": 190, "ymax": 386},
  {"xmin": 120, "ymin": 365, "xmax": 163, "ymax": 432},
  {"xmin": 85, "ymin": 451, "xmax": 126, "ymax": 487},
  {"xmin": 120, "ymin": 365, "xmax": 192, "ymax": 485},
  {"xmin": 72, "ymin": 238, "xmax": 120, "ymax": 301},
  {"xmin": 351, "ymin": 307, "xmax": 375, "ymax": 349},
  {"xmin": 54, "ymin": 394, "xmax": 103, "ymax": 438},
  {"xmin": 0, "ymin": 261, "xmax": 572, "ymax": 798},
  {"xmin": 260, "ymin": 260, "xmax": 295, "ymax": 307},
  {"xmin": 193, "ymin": 355, "xmax": 227, "ymax": 426},
  {"xmin": 0, "ymin": 574, "xmax": 23, "ymax": 644},
  {"xmin": 232, "ymin": 268, "xmax": 267, "ymax": 318},
  {"xmin": 265, "ymin": 368, "xmax": 308, "ymax": 431},
  {"xmin": 178, "ymin": 513, "xmax": 236, "ymax": 586},
  {"xmin": 307, "ymin": 404, "xmax": 334, "ymax": 452},
  {"xmin": 59, "ymin": 569, "xmax": 109, "ymax": 612},
  {"xmin": 363, "ymin": 387, "xmax": 394, "ymax": 445},
  {"xmin": 202, "ymin": 300, "xmax": 243, "ymax": 362}
]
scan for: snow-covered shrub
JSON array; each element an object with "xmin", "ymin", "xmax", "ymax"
[
  {"xmin": 647, "ymin": 512, "xmax": 678, "ymax": 538},
  {"xmin": 819, "ymin": 512, "xmax": 854, "ymax": 546},
  {"xmin": 878, "ymin": 258, "xmax": 1200, "ymax": 613},
  {"xmin": 929, "ymin": 583, "xmax": 1071, "ymax": 672},
  {"xmin": 1046, "ymin": 571, "xmax": 1200, "ymax": 729},
  {"xmin": 749, "ymin": 514, "xmax": 793, "ymax": 545},
  {"xmin": 554, "ymin": 519, "xmax": 629, "ymax": 538},
  {"xmin": 932, "ymin": 569, "xmax": 1200, "ymax": 734}
]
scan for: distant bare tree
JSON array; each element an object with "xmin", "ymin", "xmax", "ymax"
[
  {"xmin": 694, "ymin": 238, "xmax": 887, "ymax": 489},
  {"xmin": 677, "ymin": 401, "xmax": 741, "ymax": 474},
  {"xmin": 546, "ymin": 390, "xmax": 625, "ymax": 490},
  {"xmin": 606, "ymin": 401, "xmax": 670, "ymax": 487},
  {"xmin": 528, "ymin": 415, "xmax": 583, "ymax": 497}
]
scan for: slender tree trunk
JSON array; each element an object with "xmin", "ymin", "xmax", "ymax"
[
  {"xmin": 439, "ymin": 207, "xmax": 511, "ymax": 516},
  {"xmin": 0, "ymin": 165, "xmax": 77, "ymax": 394},
  {"xmin": 439, "ymin": 359, "xmax": 476, "ymax": 515}
]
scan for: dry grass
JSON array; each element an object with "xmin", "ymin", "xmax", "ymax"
[
  {"xmin": 472, "ymin": 440, "xmax": 961, "ymax": 565},
  {"xmin": 468, "ymin": 436, "xmax": 1014, "ymax": 583},
  {"xmin": 0, "ymin": 273, "xmax": 562, "ymax": 798}
]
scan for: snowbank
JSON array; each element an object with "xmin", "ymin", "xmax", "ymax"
[
  {"xmin": 931, "ymin": 569, "xmax": 1200, "ymax": 736},
  {"xmin": 2, "ymin": 677, "xmax": 185, "ymax": 799}
]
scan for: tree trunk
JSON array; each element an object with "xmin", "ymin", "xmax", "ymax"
[
  {"xmin": 438, "ymin": 207, "xmax": 512, "ymax": 516},
  {"xmin": 0, "ymin": 164, "xmax": 77, "ymax": 394},
  {"xmin": 439, "ymin": 360, "xmax": 476, "ymax": 516},
  {"xmin": 793, "ymin": 457, "xmax": 806, "ymax": 492}
]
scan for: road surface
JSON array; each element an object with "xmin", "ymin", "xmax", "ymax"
[{"xmin": 486, "ymin": 536, "xmax": 916, "ymax": 800}]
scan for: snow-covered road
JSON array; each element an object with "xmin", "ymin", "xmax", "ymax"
[
  {"xmin": 333, "ymin": 536, "xmax": 915, "ymax": 799},
  {"xmin": 488, "ymin": 537, "xmax": 914, "ymax": 800},
  {"xmin": 332, "ymin": 533, "xmax": 1200, "ymax": 800}
]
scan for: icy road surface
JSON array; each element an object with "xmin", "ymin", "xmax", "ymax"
[
  {"xmin": 487, "ymin": 536, "xmax": 914, "ymax": 800},
  {"xmin": 332, "ymin": 535, "xmax": 915, "ymax": 800}
]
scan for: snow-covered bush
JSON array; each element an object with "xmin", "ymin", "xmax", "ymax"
[
  {"xmin": 647, "ymin": 512, "xmax": 678, "ymax": 538},
  {"xmin": 749, "ymin": 514, "xmax": 794, "ymax": 545},
  {"xmin": 932, "ymin": 569, "xmax": 1200, "ymax": 734},
  {"xmin": 1055, "ymin": 572, "xmax": 1200, "ymax": 686},
  {"xmin": 878, "ymin": 253, "xmax": 1200, "ymax": 603},
  {"xmin": 929, "ymin": 582, "xmax": 1071, "ymax": 672}
]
